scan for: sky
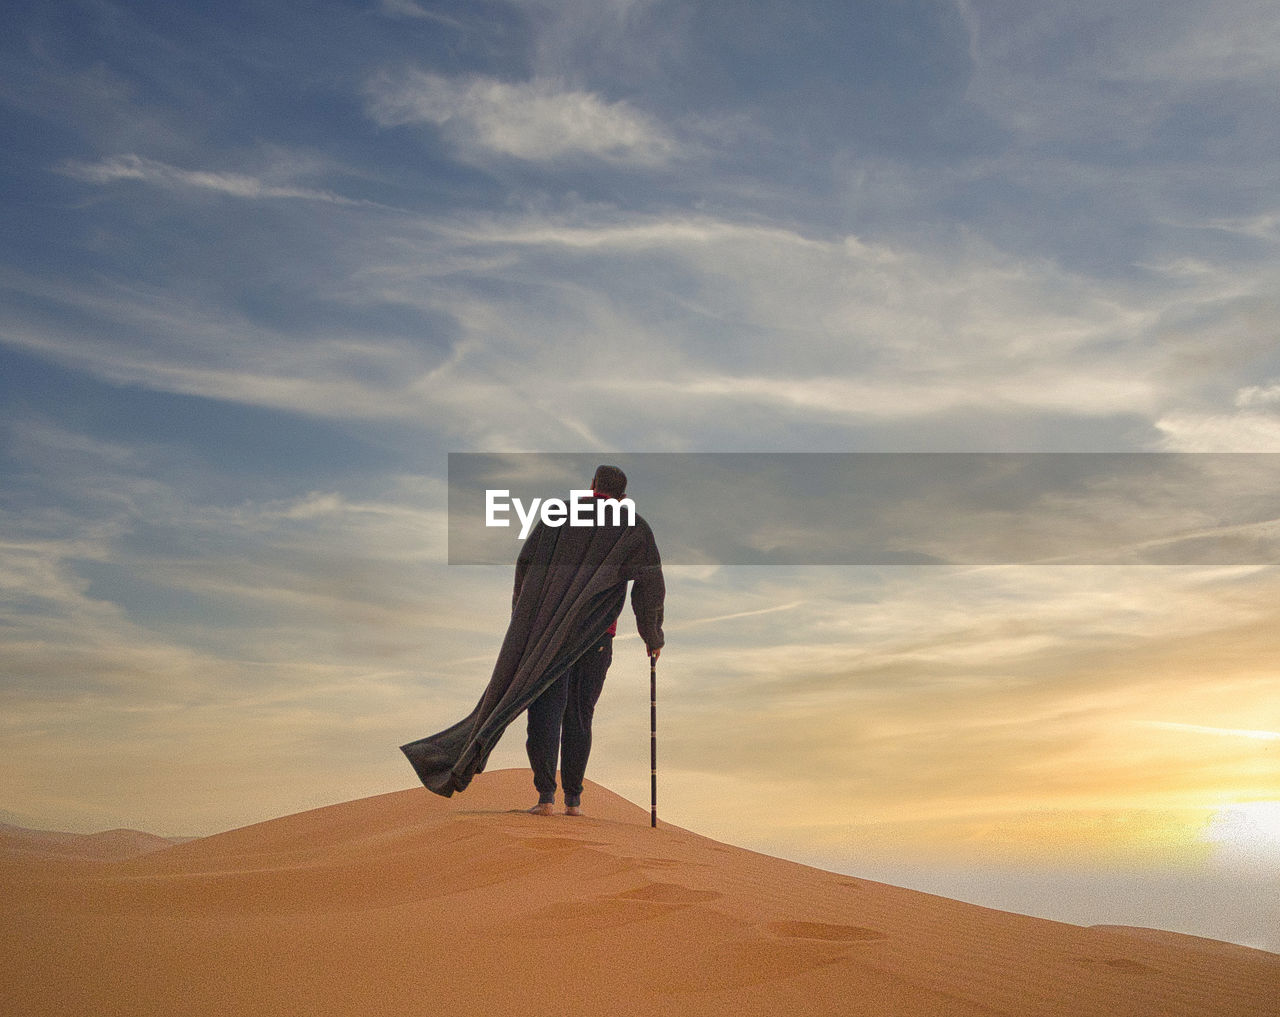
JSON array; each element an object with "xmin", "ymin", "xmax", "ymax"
[{"xmin": 2, "ymin": 0, "xmax": 1279, "ymax": 951}]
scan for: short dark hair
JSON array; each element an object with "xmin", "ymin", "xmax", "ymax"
[{"xmin": 591, "ymin": 464, "xmax": 627, "ymax": 497}]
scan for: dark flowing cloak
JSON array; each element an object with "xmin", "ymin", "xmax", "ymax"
[{"xmin": 401, "ymin": 510, "xmax": 664, "ymax": 797}]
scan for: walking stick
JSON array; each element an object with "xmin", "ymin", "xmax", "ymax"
[{"xmin": 649, "ymin": 650, "xmax": 658, "ymax": 828}]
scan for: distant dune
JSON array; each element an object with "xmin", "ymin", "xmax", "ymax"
[
  {"xmin": 3, "ymin": 769, "xmax": 1276, "ymax": 1016},
  {"xmin": 0, "ymin": 822, "xmax": 188, "ymax": 862}
]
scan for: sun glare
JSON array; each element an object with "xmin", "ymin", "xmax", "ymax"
[{"xmin": 1203, "ymin": 802, "xmax": 1280, "ymax": 864}]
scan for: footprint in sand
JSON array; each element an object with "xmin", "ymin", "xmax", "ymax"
[
  {"xmin": 767, "ymin": 920, "xmax": 887, "ymax": 942},
  {"xmin": 504, "ymin": 883, "xmax": 725, "ymax": 939},
  {"xmin": 666, "ymin": 937, "xmax": 855, "ymax": 992},
  {"xmin": 517, "ymin": 837, "xmax": 606, "ymax": 851},
  {"xmin": 615, "ymin": 882, "xmax": 722, "ymax": 904},
  {"xmin": 635, "ymin": 857, "xmax": 686, "ymax": 869}
]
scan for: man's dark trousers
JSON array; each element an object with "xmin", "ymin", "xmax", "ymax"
[{"xmin": 526, "ymin": 634, "xmax": 613, "ymax": 807}]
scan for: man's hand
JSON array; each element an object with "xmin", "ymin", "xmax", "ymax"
[{"xmin": 648, "ymin": 646, "xmax": 661, "ymax": 660}]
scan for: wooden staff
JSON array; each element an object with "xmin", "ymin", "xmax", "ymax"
[{"xmin": 650, "ymin": 650, "xmax": 658, "ymax": 828}]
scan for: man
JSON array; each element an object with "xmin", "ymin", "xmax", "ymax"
[
  {"xmin": 520, "ymin": 465, "xmax": 664, "ymax": 815},
  {"xmin": 401, "ymin": 464, "xmax": 664, "ymax": 814}
]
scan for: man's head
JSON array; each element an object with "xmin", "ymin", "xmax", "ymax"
[{"xmin": 590, "ymin": 464, "xmax": 627, "ymax": 498}]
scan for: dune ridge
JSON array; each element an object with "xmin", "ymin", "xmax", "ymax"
[
  {"xmin": 3, "ymin": 768, "xmax": 1276, "ymax": 1016},
  {"xmin": 0, "ymin": 821, "xmax": 187, "ymax": 861}
]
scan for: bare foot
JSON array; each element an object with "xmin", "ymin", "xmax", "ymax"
[
  {"xmin": 564, "ymin": 805, "xmax": 581, "ymax": 816},
  {"xmin": 527, "ymin": 803, "xmax": 554, "ymax": 816}
]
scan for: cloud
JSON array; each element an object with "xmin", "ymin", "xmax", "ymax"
[
  {"xmin": 599, "ymin": 558, "xmax": 1280, "ymax": 872},
  {"xmin": 427, "ymin": 213, "xmax": 1176, "ymax": 423},
  {"xmin": 376, "ymin": 0, "xmax": 467, "ymax": 28},
  {"xmin": 1142, "ymin": 722, "xmax": 1280, "ymax": 741},
  {"xmin": 59, "ymin": 154, "xmax": 364, "ymax": 204},
  {"xmin": 8, "ymin": 178, "xmax": 1277, "ymax": 458},
  {"xmin": 0, "ymin": 419, "xmax": 496, "ymax": 830},
  {"xmin": 670, "ymin": 600, "xmax": 806, "ymax": 631},
  {"xmin": 365, "ymin": 71, "xmax": 677, "ymax": 165},
  {"xmin": 1155, "ymin": 411, "xmax": 1280, "ymax": 451},
  {"xmin": 633, "ymin": 371, "xmax": 1154, "ymax": 422},
  {"xmin": 1201, "ymin": 212, "xmax": 1280, "ymax": 241},
  {"xmin": 1107, "ymin": 1, "xmax": 1280, "ymax": 84},
  {"xmin": 1235, "ymin": 381, "xmax": 1280, "ymax": 407},
  {"xmin": 9, "ymin": 192, "xmax": 1255, "ymax": 448},
  {"xmin": 962, "ymin": 0, "xmax": 1280, "ymax": 133},
  {"xmin": 0, "ymin": 263, "xmax": 457, "ymax": 423}
]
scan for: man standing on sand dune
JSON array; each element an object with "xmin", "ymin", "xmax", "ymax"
[
  {"xmin": 520, "ymin": 465, "xmax": 664, "ymax": 815},
  {"xmin": 401, "ymin": 464, "xmax": 665, "ymax": 816}
]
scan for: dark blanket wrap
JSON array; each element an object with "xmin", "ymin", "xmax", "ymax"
[{"xmin": 401, "ymin": 510, "xmax": 664, "ymax": 797}]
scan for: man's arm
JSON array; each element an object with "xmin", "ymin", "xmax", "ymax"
[{"xmin": 629, "ymin": 521, "xmax": 665, "ymax": 655}]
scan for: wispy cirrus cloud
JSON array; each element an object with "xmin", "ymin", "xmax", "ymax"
[
  {"xmin": 611, "ymin": 559, "xmax": 1280, "ymax": 868},
  {"xmin": 1142, "ymin": 722, "xmax": 1280, "ymax": 741},
  {"xmin": 375, "ymin": 0, "xmax": 468, "ymax": 28},
  {"xmin": 365, "ymin": 71, "xmax": 678, "ymax": 165},
  {"xmin": 0, "ymin": 418, "xmax": 485, "ymax": 832},
  {"xmin": 10, "ymin": 179, "xmax": 1276, "ymax": 454},
  {"xmin": 962, "ymin": 0, "xmax": 1280, "ymax": 135},
  {"xmin": 58, "ymin": 154, "xmax": 364, "ymax": 204},
  {"xmin": 1200, "ymin": 212, "xmax": 1280, "ymax": 241}
]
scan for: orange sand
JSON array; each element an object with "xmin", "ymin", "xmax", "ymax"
[{"xmin": 3, "ymin": 769, "xmax": 1276, "ymax": 1016}]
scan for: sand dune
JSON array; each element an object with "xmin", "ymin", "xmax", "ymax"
[
  {"xmin": 3, "ymin": 769, "xmax": 1276, "ymax": 1017},
  {"xmin": 1, "ymin": 822, "xmax": 186, "ymax": 862}
]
